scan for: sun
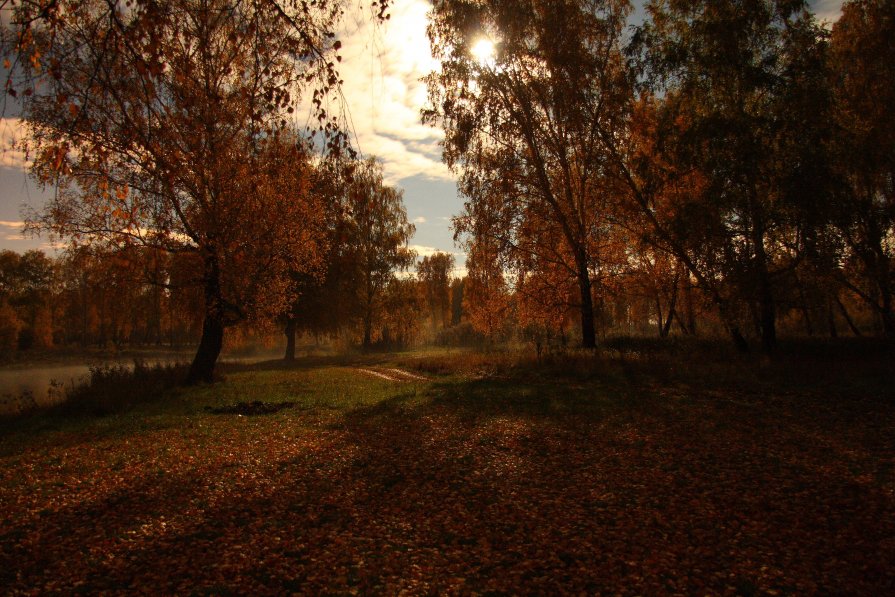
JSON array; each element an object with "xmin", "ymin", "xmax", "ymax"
[{"xmin": 470, "ymin": 38, "xmax": 496, "ymax": 66}]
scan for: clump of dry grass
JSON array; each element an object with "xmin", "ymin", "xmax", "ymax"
[{"xmin": 53, "ymin": 360, "xmax": 190, "ymax": 417}]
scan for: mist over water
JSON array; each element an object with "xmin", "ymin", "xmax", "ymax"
[
  {"xmin": 0, "ymin": 365, "xmax": 91, "ymax": 414},
  {"xmin": 0, "ymin": 351, "xmax": 276, "ymax": 416}
]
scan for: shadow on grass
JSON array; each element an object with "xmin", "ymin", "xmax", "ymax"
[{"xmin": 2, "ymin": 340, "xmax": 894, "ymax": 594}]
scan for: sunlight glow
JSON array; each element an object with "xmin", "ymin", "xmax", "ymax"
[{"xmin": 471, "ymin": 38, "xmax": 495, "ymax": 67}]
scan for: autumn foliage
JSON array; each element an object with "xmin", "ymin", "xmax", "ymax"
[
  {"xmin": 1, "ymin": 348, "xmax": 893, "ymax": 593},
  {"xmin": 427, "ymin": 0, "xmax": 894, "ymax": 352}
]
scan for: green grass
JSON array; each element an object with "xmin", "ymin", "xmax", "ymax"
[{"xmin": 0, "ymin": 343, "xmax": 893, "ymax": 594}]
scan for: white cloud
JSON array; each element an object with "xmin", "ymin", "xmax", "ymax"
[
  {"xmin": 409, "ymin": 244, "xmax": 465, "ymax": 260},
  {"xmin": 810, "ymin": 0, "xmax": 843, "ymax": 25},
  {"xmin": 1, "ymin": 221, "xmax": 30, "ymax": 242},
  {"xmin": 413, "ymin": 216, "xmax": 427, "ymax": 224},
  {"xmin": 409, "ymin": 244, "xmax": 440, "ymax": 258},
  {"xmin": 0, "ymin": 118, "xmax": 29, "ymax": 170},
  {"xmin": 324, "ymin": 0, "xmax": 453, "ymax": 185}
]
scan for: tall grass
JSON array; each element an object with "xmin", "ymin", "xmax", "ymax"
[{"xmin": 52, "ymin": 360, "xmax": 189, "ymax": 417}]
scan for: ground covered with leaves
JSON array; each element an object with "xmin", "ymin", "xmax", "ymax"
[{"xmin": 1, "ymin": 346, "xmax": 893, "ymax": 595}]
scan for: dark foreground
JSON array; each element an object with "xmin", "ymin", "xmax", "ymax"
[{"xmin": 1, "ymin": 343, "xmax": 893, "ymax": 594}]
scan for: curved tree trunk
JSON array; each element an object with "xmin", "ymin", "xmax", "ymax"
[
  {"xmin": 717, "ymin": 299, "xmax": 749, "ymax": 353},
  {"xmin": 187, "ymin": 255, "xmax": 226, "ymax": 384},
  {"xmin": 187, "ymin": 313, "xmax": 224, "ymax": 384}
]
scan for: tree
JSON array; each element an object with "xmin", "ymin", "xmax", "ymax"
[
  {"xmin": 828, "ymin": 0, "xmax": 895, "ymax": 335},
  {"xmin": 380, "ymin": 277, "xmax": 425, "ymax": 348},
  {"xmin": 425, "ymin": 0, "xmax": 632, "ymax": 349},
  {"xmin": 0, "ymin": 249, "xmax": 57, "ymax": 350},
  {"xmin": 463, "ymin": 239, "xmax": 512, "ymax": 341},
  {"xmin": 17, "ymin": 0, "xmax": 334, "ymax": 381},
  {"xmin": 450, "ymin": 277, "xmax": 465, "ymax": 326},
  {"xmin": 417, "ymin": 251, "xmax": 454, "ymax": 335},
  {"xmin": 629, "ymin": 0, "xmax": 832, "ymax": 352},
  {"xmin": 344, "ymin": 159, "xmax": 416, "ymax": 349}
]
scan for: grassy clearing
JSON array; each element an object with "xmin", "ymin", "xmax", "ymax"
[{"xmin": 0, "ymin": 343, "xmax": 893, "ymax": 594}]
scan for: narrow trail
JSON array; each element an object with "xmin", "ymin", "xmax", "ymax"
[{"xmin": 355, "ymin": 368, "xmax": 431, "ymax": 383}]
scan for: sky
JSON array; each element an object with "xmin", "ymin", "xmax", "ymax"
[{"xmin": 0, "ymin": 0, "xmax": 846, "ymax": 273}]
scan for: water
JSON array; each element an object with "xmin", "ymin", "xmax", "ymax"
[
  {"xmin": 0, "ymin": 364, "xmax": 94, "ymax": 415},
  {"xmin": 0, "ymin": 351, "xmax": 280, "ymax": 416}
]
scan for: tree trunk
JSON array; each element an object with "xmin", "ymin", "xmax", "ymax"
[
  {"xmin": 880, "ymin": 289, "xmax": 895, "ymax": 336},
  {"xmin": 826, "ymin": 298, "xmax": 838, "ymax": 339},
  {"xmin": 759, "ymin": 284, "xmax": 777, "ymax": 354},
  {"xmin": 836, "ymin": 296, "xmax": 862, "ymax": 337},
  {"xmin": 187, "ymin": 256, "xmax": 226, "ymax": 384},
  {"xmin": 577, "ymin": 258, "xmax": 597, "ymax": 349},
  {"xmin": 655, "ymin": 296, "xmax": 665, "ymax": 338},
  {"xmin": 682, "ymin": 270, "xmax": 696, "ymax": 335},
  {"xmin": 363, "ymin": 317, "xmax": 373, "ymax": 349},
  {"xmin": 753, "ymin": 226, "xmax": 777, "ymax": 354},
  {"xmin": 729, "ymin": 323, "xmax": 749, "ymax": 353},
  {"xmin": 717, "ymin": 300, "xmax": 749, "ymax": 353},
  {"xmin": 284, "ymin": 317, "xmax": 297, "ymax": 361},
  {"xmin": 363, "ymin": 294, "xmax": 374, "ymax": 349},
  {"xmin": 187, "ymin": 313, "xmax": 224, "ymax": 384},
  {"xmin": 660, "ymin": 278, "xmax": 679, "ymax": 338}
]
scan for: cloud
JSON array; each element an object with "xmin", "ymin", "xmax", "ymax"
[
  {"xmin": 413, "ymin": 216, "xmax": 427, "ymax": 224},
  {"xmin": 408, "ymin": 244, "xmax": 440, "ymax": 258},
  {"xmin": 810, "ymin": 0, "xmax": 843, "ymax": 25},
  {"xmin": 323, "ymin": 0, "xmax": 453, "ymax": 185},
  {"xmin": 1, "ymin": 220, "xmax": 30, "ymax": 242},
  {"xmin": 408, "ymin": 243, "xmax": 464, "ymax": 260},
  {"xmin": 0, "ymin": 118, "xmax": 29, "ymax": 170},
  {"xmin": 1, "ymin": 221, "xmax": 26, "ymax": 243}
]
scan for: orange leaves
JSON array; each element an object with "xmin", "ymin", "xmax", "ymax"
[
  {"xmin": 1, "ymin": 365, "xmax": 894, "ymax": 594},
  {"xmin": 36, "ymin": 143, "xmax": 70, "ymax": 174}
]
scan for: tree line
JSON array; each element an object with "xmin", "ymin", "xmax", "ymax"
[
  {"xmin": 1, "ymin": 0, "xmax": 892, "ymax": 380},
  {"xmin": 425, "ymin": 0, "xmax": 893, "ymax": 353},
  {"xmin": 0, "ymin": 158, "xmax": 467, "ymax": 359}
]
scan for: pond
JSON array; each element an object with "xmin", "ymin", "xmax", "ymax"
[
  {"xmin": 0, "ymin": 364, "xmax": 95, "ymax": 415},
  {"xmin": 0, "ymin": 352, "xmax": 275, "ymax": 416}
]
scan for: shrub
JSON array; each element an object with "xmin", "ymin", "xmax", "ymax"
[{"xmin": 54, "ymin": 359, "xmax": 189, "ymax": 417}]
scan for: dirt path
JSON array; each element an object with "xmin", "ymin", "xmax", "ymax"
[{"xmin": 355, "ymin": 368, "xmax": 431, "ymax": 383}]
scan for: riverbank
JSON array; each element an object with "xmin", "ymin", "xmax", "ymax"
[{"xmin": 0, "ymin": 347, "xmax": 282, "ymax": 416}]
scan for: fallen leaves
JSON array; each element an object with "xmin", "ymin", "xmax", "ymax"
[{"xmin": 0, "ymin": 368, "xmax": 893, "ymax": 595}]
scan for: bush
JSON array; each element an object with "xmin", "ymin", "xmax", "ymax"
[
  {"xmin": 434, "ymin": 322, "xmax": 486, "ymax": 347},
  {"xmin": 54, "ymin": 359, "xmax": 189, "ymax": 417}
]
